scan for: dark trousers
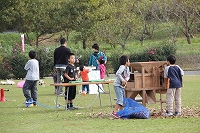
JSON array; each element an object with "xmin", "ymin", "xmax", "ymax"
[{"xmin": 22, "ymin": 80, "xmax": 38, "ymax": 102}]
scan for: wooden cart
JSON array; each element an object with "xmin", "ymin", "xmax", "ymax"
[{"xmin": 125, "ymin": 61, "xmax": 168, "ymax": 110}]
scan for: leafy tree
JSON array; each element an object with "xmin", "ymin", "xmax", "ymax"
[
  {"xmin": 152, "ymin": 0, "xmax": 180, "ymax": 44},
  {"xmin": 132, "ymin": 0, "xmax": 158, "ymax": 45},
  {"xmin": 170, "ymin": 0, "xmax": 200, "ymax": 44},
  {"xmin": 96, "ymin": 0, "xmax": 140, "ymax": 50},
  {"xmin": 0, "ymin": 0, "xmax": 20, "ymax": 32},
  {"xmin": 60, "ymin": 0, "xmax": 109, "ymax": 49},
  {"xmin": 4, "ymin": 0, "xmax": 63, "ymax": 47}
]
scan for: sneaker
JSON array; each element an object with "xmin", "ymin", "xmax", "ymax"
[
  {"xmin": 25, "ymin": 99, "xmax": 33, "ymax": 107},
  {"xmin": 65, "ymin": 107, "xmax": 74, "ymax": 110},
  {"xmin": 33, "ymin": 103, "xmax": 37, "ymax": 106},
  {"xmin": 58, "ymin": 92, "xmax": 65, "ymax": 96},
  {"xmin": 112, "ymin": 112, "xmax": 120, "ymax": 119},
  {"xmin": 174, "ymin": 112, "xmax": 181, "ymax": 116},
  {"xmin": 163, "ymin": 112, "xmax": 173, "ymax": 117}
]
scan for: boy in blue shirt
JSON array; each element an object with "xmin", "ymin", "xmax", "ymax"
[{"xmin": 163, "ymin": 55, "xmax": 184, "ymax": 116}]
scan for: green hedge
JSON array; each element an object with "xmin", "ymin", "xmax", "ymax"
[{"xmin": 0, "ymin": 42, "xmax": 177, "ymax": 79}]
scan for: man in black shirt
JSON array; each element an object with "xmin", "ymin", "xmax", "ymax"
[{"xmin": 54, "ymin": 38, "xmax": 71, "ymax": 94}]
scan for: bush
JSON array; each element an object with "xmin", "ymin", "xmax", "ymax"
[
  {"xmin": 0, "ymin": 55, "xmax": 13, "ymax": 79},
  {"xmin": 130, "ymin": 43, "xmax": 177, "ymax": 62},
  {"xmin": 7, "ymin": 43, "xmax": 28, "ymax": 79},
  {"xmin": 35, "ymin": 47, "xmax": 54, "ymax": 78},
  {"xmin": 109, "ymin": 43, "xmax": 177, "ymax": 73}
]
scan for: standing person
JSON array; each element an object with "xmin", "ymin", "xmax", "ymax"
[
  {"xmin": 54, "ymin": 38, "xmax": 71, "ymax": 94},
  {"xmin": 163, "ymin": 54, "xmax": 184, "ymax": 116},
  {"xmin": 22, "ymin": 50, "xmax": 39, "ymax": 107},
  {"xmin": 112, "ymin": 55, "xmax": 130, "ymax": 119},
  {"xmin": 88, "ymin": 43, "xmax": 107, "ymax": 69},
  {"xmin": 79, "ymin": 65, "xmax": 90, "ymax": 94},
  {"xmin": 63, "ymin": 53, "xmax": 78, "ymax": 110},
  {"xmin": 98, "ymin": 58, "xmax": 106, "ymax": 80}
]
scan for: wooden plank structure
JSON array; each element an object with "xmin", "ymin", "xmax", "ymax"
[{"xmin": 125, "ymin": 61, "xmax": 168, "ymax": 110}]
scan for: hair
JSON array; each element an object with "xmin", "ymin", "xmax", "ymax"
[
  {"xmin": 60, "ymin": 38, "xmax": 66, "ymax": 45},
  {"xmin": 119, "ymin": 55, "xmax": 129, "ymax": 65},
  {"xmin": 92, "ymin": 43, "xmax": 99, "ymax": 51},
  {"xmin": 98, "ymin": 58, "xmax": 105, "ymax": 64},
  {"xmin": 167, "ymin": 54, "xmax": 176, "ymax": 64},
  {"xmin": 79, "ymin": 65, "xmax": 84, "ymax": 71},
  {"xmin": 29, "ymin": 50, "xmax": 36, "ymax": 59},
  {"xmin": 68, "ymin": 53, "xmax": 75, "ymax": 59}
]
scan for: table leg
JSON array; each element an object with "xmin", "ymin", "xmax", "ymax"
[
  {"xmin": 142, "ymin": 90, "xmax": 146, "ymax": 107},
  {"xmin": 96, "ymin": 84, "xmax": 102, "ymax": 107},
  {"xmin": 108, "ymin": 84, "xmax": 112, "ymax": 107},
  {"xmin": 55, "ymin": 94, "xmax": 58, "ymax": 109},
  {"xmin": 65, "ymin": 87, "xmax": 69, "ymax": 110}
]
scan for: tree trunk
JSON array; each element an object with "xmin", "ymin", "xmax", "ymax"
[
  {"xmin": 36, "ymin": 32, "xmax": 39, "ymax": 47},
  {"xmin": 82, "ymin": 39, "xmax": 87, "ymax": 49},
  {"xmin": 186, "ymin": 35, "xmax": 191, "ymax": 44}
]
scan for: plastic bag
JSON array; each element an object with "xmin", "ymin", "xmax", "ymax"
[{"xmin": 117, "ymin": 98, "xmax": 150, "ymax": 119}]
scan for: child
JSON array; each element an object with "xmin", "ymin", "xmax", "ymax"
[
  {"xmin": 22, "ymin": 50, "xmax": 39, "ymax": 107},
  {"xmin": 112, "ymin": 55, "xmax": 130, "ymax": 119},
  {"xmin": 79, "ymin": 65, "xmax": 90, "ymax": 94},
  {"xmin": 98, "ymin": 58, "xmax": 106, "ymax": 79},
  {"xmin": 163, "ymin": 54, "xmax": 184, "ymax": 116},
  {"xmin": 53, "ymin": 69, "xmax": 58, "ymax": 94},
  {"xmin": 63, "ymin": 53, "xmax": 78, "ymax": 110}
]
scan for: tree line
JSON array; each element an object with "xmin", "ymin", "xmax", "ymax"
[{"xmin": 1, "ymin": 0, "xmax": 200, "ymax": 49}]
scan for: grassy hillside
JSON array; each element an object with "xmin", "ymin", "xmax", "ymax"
[{"xmin": 1, "ymin": 33, "xmax": 200, "ymax": 71}]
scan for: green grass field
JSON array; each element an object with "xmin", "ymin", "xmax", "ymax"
[{"xmin": 0, "ymin": 75, "xmax": 200, "ymax": 133}]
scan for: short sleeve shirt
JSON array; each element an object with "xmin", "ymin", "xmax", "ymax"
[
  {"xmin": 64, "ymin": 64, "xmax": 77, "ymax": 83},
  {"xmin": 164, "ymin": 65, "xmax": 184, "ymax": 88}
]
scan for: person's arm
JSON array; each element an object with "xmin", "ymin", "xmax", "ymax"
[
  {"xmin": 88, "ymin": 54, "xmax": 93, "ymax": 66},
  {"xmin": 64, "ymin": 67, "xmax": 74, "ymax": 81},
  {"xmin": 116, "ymin": 65, "xmax": 126, "ymax": 86},
  {"xmin": 164, "ymin": 66, "xmax": 169, "ymax": 88},
  {"xmin": 177, "ymin": 65, "xmax": 184, "ymax": 87},
  {"xmin": 24, "ymin": 61, "xmax": 30, "ymax": 71},
  {"xmin": 64, "ymin": 73, "xmax": 74, "ymax": 81},
  {"xmin": 53, "ymin": 50, "xmax": 56, "ymax": 67},
  {"xmin": 125, "ymin": 67, "xmax": 130, "ymax": 81}
]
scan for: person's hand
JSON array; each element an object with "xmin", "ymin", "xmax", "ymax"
[{"xmin": 122, "ymin": 80, "xmax": 127, "ymax": 87}]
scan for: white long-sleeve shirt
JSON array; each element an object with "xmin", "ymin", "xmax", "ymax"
[
  {"xmin": 114, "ymin": 65, "xmax": 130, "ymax": 87},
  {"xmin": 24, "ymin": 59, "xmax": 39, "ymax": 80}
]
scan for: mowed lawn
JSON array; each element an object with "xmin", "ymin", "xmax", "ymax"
[{"xmin": 0, "ymin": 75, "xmax": 200, "ymax": 133}]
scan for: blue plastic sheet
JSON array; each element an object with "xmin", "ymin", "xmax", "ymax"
[{"xmin": 117, "ymin": 98, "xmax": 150, "ymax": 119}]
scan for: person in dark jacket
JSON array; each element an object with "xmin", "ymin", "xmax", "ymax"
[{"xmin": 54, "ymin": 38, "xmax": 71, "ymax": 94}]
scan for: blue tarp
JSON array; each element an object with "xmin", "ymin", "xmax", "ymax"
[{"xmin": 117, "ymin": 98, "xmax": 150, "ymax": 119}]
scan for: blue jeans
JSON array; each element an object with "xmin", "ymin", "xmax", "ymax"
[
  {"xmin": 82, "ymin": 85, "xmax": 89, "ymax": 93},
  {"xmin": 82, "ymin": 81, "xmax": 89, "ymax": 93},
  {"xmin": 22, "ymin": 80, "xmax": 38, "ymax": 102},
  {"xmin": 114, "ymin": 86, "xmax": 125, "ymax": 106}
]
